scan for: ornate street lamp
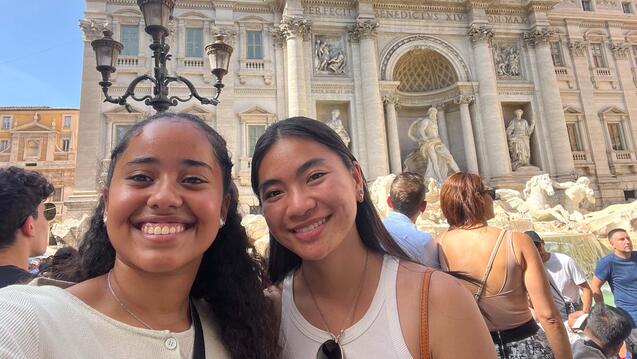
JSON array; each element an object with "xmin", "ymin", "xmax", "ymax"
[{"xmin": 90, "ymin": 0, "xmax": 233, "ymax": 113}]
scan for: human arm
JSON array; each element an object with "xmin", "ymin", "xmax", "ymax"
[
  {"xmin": 578, "ymin": 282, "xmax": 593, "ymax": 313},
  {"xmin": 517, "ymin": 233, "xmax": 572, "ymax": 359},
  {"xmin": 396, "ymin": 262, "xmax": 496, "ymax": 359},
  {"xmin": 568, "ymin": 257, "xmax": 592, "ymax": 313},
  {"xmin": 590, "ymin": 276, "xmax": 605, "ymax": 304}
]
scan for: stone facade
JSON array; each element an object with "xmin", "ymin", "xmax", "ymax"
[
  {"xmin": 74, "ymin": 0, "xmax": 637, "ymax": 215},
  {"xmin": 0, "ymin": 107, "xmax": 80, "ymax": 220}
]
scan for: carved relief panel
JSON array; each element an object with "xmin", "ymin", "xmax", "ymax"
[
  {"xmin": 493, "ymin": 43, "xmax": 522, "ymax": 79},
  {"xmin": 313, "ymin": 34, "xmax": 347, "ymax": 76}
]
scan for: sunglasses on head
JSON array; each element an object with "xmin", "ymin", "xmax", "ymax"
[
  {"xmin": 480, "ymin": 188, "xmax": 499, "ymax": 201},
  {"xmin": 317, "ymin": 339, "xmax": 343, "ymax": 359},
  {"xmin": 44, "ymin": 203, "xmax": 57, "ymax": 221}
]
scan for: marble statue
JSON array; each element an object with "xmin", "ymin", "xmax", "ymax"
[
  {"xmin": 496, "ymin": 174, "xmax": 572, "ymax": 223},
  {"xmin": 495, "ymin": 45, "xmax": 521, "ymax": 77},
  {"xmin": 506, "ymin": 109, "xmax": 535, "ymax": 171},
  {"xmin": 325, "ymin": 109, "xmax": 350, "ymax": 147},
  {"xmin": 552, "ymin": 177, "xmax": 596, "ymax": 214},
  {"xmin": 403, "ymin": 107, "xmax": 460, "ymax": 183}
]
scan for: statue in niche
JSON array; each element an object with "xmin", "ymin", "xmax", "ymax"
[
  {"xmin": 506, "ymin": 109, "xmax": 535, "ymax": 171},
  {"xmin": 494, "ymin": 45, "xmax": 521, "ymax": 77},
  {"xmin": 314, "ymin": 37, "xmax": 346, "ymax": 75},
  {"xmin": 403, "ymin": 107, "xmax": 460, "ymax": 183},
  {"xmin": 325, "ymin": 109, "xmax": 350, "ymax": 147}
]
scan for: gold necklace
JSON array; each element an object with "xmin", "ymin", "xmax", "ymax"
[
  {"xmin": 301, "ymin": 250, "xmax": 369, "ymax": 344},
  {"xmin": 107, "ymin": 270, "xmax": 154, "ymax": 330}
]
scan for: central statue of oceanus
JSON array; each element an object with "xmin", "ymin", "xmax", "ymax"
[{"xmin": 403, "ymin": 107, "xmax": 460, "ymax": 183}]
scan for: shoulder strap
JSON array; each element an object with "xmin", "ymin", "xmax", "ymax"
[
  {"xmin": 420, "ymin": 268, "xmax": 434, "ymax": 359},
  {"xmin": 473, "ymin": 229, "xmax": 507, "ymax": 301}
]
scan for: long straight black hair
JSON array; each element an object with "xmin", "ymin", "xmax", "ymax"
[
  {"xmin": 61, "ymin": 113, "xmax": 278, "ymax": 358},
  {"xmin": 250, "ymin": 116, "xmax": 410, "ymax": 283}
]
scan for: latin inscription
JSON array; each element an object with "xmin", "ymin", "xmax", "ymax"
[
  {"xmin": 487, "ymin": 15, "xmax": 529, "ymax": 24},
  {"xmin": 374, "ymin": 9, "xmax": 466, "ymax": 22},
  {"xmin": 303, "ymin": 6, "xmax": 355, "ymax": 17}
]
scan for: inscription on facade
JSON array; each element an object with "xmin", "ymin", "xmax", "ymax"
[
  {"xmin": 303, "ymin": 6, "xmax": 354, "ymax": 17},
  {"xmin": 487, "ymin": 15, "xmax": 529, "ymax": 24},
  {"xmin": 374, "ymin": 9, "xmax": 466, "ymax": 22}
]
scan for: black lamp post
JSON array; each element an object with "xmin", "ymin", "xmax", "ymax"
[{"xmin": 90, "ymin": 0, "xmax": 233, "ymax": 113}]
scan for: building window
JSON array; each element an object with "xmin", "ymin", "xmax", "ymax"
[
  {"xmin": 550, "ymin": 42, "xmax": 564, "ymax": 67},
  {"xmin": 582, "ymin": 0, "xmax": 593, "ymax": 10},
  {"xmin": 63, "ymin": 115, "xmax": 72, "ymax": 129},
  {"xmin": 186, "ymin": 28, "xmax": 203, "ymax": 57},
  {"xmin": 2, "ymin": 116, "xmax": 11, "ymax": 129},
  {"xmin": 590, "ymin": 43, "xmax": 606, "ymax": 67},
  {"xmin": 120, "ymin": 25, "xmax": 139, "ymax": 56},
  {"xmin": 50, "ymin": 188, "xmax": 63, "ymax": 203},
  {"xmin": 62, "ymin": 138, "xmax": 71, "ymax": 152},
  {"xmin": 566, "ymin": 123, "xmax": 582, "ymax": 151},
  {"xmin": 607, "ymin": 123, "xmax": 626, "ymax": 150},
  {"xmin": 623, "ymin": 2, "xmax": 633, "ymax": 13},
  {"xmin": 625, "ymin": 190, "xmax": 636, "ymax": 201},
  {"xmin": 246, "ymin": 31, "xmax": 263, "ymax": 60},
  {"xmin": 247, "ymin": 124, "xmax": 266, "ymax": 157},
  {"xmin": 113, "ymin": 124, "xmax": 133, "ymax": 147},
  {"xmin": 0, "ymin": 140, "xmax": 8, "ymax": 151}
]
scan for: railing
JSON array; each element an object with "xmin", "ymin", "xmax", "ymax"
[
  {"xmin": 593, "ymin": 67, "xmax": 612, "ymax": 77},
  {"xmin": 572, "ymin": 151, "xmax": 588, "ymax": 162},
  {"xmin": 117, "ymin": 56, "xmax": 139, "ymax": 67},
  {"xmin": 555, "ymin": 67, "xmax": 569, "ymax": 76},
  {"xmin": 182, "ymin": 58, "xmax": 204, "ymax": 68},
  {"xmin": 610, "ymin": 150, "xmax": 634, "ymax": 161},
  {"xmin": 241, "ymin": 59, "xmax": 265, "ymax": 71}
]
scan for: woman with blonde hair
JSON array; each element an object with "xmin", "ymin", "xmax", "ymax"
[{"xmin": 437, "ymin": 172, "xmax": 571, "ymax": 359}]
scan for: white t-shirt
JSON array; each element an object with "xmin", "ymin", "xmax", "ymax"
[{"xmin": 544, "ymin": 252, "xmax": 587, "ymax": 304}]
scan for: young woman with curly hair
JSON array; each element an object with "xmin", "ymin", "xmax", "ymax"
[{"xmin": 0, "ymin": 113, "xmax": 278, "ymax": 358}]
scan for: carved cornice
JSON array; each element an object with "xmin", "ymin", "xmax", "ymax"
[
  {"xmin": 568, "ymin": 40, "xmax": 588, "ymax": 57},
  {"xmin": 466, "ymin": 0, "xmax": 493, "ymax": 10},
  {"xmin": 467, "ymin": 24, "xmax": 494, "ymax": 44},
  {"xmin": 454, "ymin": 95, "xmax": 475, "ymax": 105},
  {"xmin": 348, "ymin": 19, "xmax": 380, "ymax": 41},
  {"xmin": 212, "ymin": 26, "xmax": 238, "ymax": 46},
  {"xmin": 522, "ymin": 27, "xmax": 559, "ymax": 47},
  {"xmin": 79, "ymin": 19, "xmax": 111, "ymax": 41},
  {"xmin": 609, "ymin": 41, "xmax": 631, "ymax": 60},
  {"xmin": 280, "ymin": 16, "xmax": 312, "ymax": 40},
  {"xmin": 525, "ymin": 0, "xmax": 560, "ymax": 11}
]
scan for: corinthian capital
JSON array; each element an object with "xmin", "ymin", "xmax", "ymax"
[
  {"xmin": 383, "ymin": 93, "xmax": 400, "ymax": 107},
  {"xmin": 271, "ymin": 27, "xmax": 286, "ymax": 48},
  {"xmin": 454, "ymin": 95, "xmax": 475, "ymax": 105},
  {"xmin": 467, "ymin": 24, "xmax": 494, "ymax": 44},
  {"xmin": 610, "ymin": 41, "xmax": 631, "ymax": 60},
  {"xmin": 523, "ymin": 27, "xmax": 559, "ymax": 47},
  {"xmin": 79, "ymin": 19, "xmax": 111, "ymax": 41},
  {"xmin": 280, "ymin": 16, "xmax": 312, "ymax": 40},
  {"xmin": 348, "ymin": 19, "xmax": 380, "ymax": 41}
]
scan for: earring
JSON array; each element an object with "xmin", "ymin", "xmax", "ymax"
[
  {"xmin": 358, "ymin": 189, "xmax": 364, "ymax": 202},
  {"xmin": 103, "ymin": 215, "xmax": 108, "ymax": 225},
  {"xmin": 220, "ymin": 218, "xmax": 225, "ymax": 227}
]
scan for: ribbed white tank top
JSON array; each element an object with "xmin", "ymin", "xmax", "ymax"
[{"xmin": 279, "ymin": 255, "xmax": 413, "ymax": 359}]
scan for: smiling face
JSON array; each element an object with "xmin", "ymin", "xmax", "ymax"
[
  {"xmin": 104, "ymin": 120, "xmax": 228, "ymax": 274},
  {"xmin": 257, "ymin": 136, "xmax": 363, "ymax": 262}
]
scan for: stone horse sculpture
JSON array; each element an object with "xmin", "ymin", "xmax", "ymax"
[{"xmin": 496, "ymin": 174, "xmax": 572, "ymax": 223}]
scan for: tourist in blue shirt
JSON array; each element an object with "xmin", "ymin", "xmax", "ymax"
[
  {"xmin": 591, "ymin": 228, "xmax": 637, "ymax": 357},
  {"xmin": 383, "ymin": 172, "xmax": 440, "ymax": 269}
]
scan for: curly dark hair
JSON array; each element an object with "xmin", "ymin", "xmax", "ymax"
[
  {"xmin": 60, "ymin": 113, "xmax": 279, "ymax": 358},
  {"xmin": 0, "ymin": 166, "xmax": 54, "ymax": 249}
]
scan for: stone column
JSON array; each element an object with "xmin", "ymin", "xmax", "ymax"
[
  {"xmin": 468, "ymin": 24, "xmax": 510, "ymax": 178},
  {"xmin": 349, "ymin": 19, "xmax": 389, "ymax": 179},
  {"xmin": 455, "ymin": 95, "xmax": 479, "ymax": 174},
  {"xmin": 383, "ymin": 94, "xmax": 402, "ymax": 174},
  {"xmin": 436, "ymin": 103, "xmax": 450, "ymax": 147},
  {"xmin": 272, "ymin": 28, "xmax": 287, "ymax": 120},
  {"xmin": 280, "ymin": 16, "xmax": 311, "ymax": 117},
  {"xmin": 66, "ymin": 19, "xmax": 111, "ymax": 218},
  {"xmin": 523, "ymin": 27, "xmax": 575, "ymax": 177}
]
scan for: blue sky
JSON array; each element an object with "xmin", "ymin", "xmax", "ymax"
[{"xmin": 0, "ymin": 1, "xmax": 85, "ymax": 108}]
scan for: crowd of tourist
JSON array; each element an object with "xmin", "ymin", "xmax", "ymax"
[{"xmin": 0, "ymin": 113, "xmax": 635, "ymax": 358}]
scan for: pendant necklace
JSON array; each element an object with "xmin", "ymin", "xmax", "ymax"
[{"xmin": 107, "ymin": 270, "xmax": 154, "ymax": 330}]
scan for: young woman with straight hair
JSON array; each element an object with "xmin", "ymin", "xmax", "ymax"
[{"xmin": 251, "ymin": 116, "xmax": 495, "ymax": 359}]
